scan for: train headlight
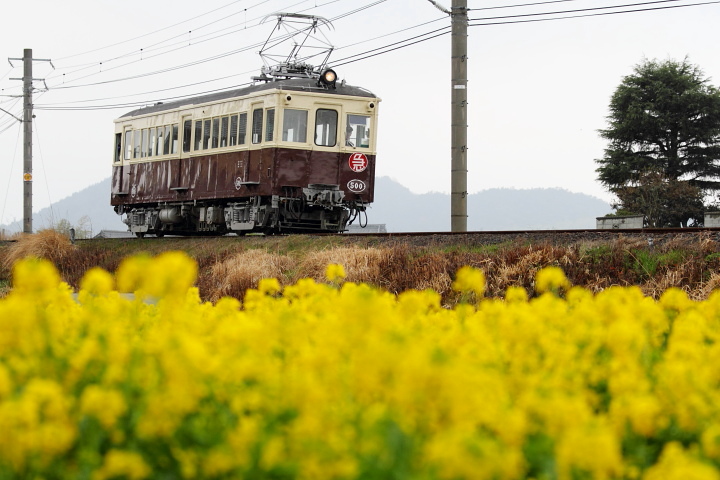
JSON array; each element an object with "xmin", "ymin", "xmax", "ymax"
[{"xmin": 319, "ymin": 69, "xmax": 337, "ymax": 88}]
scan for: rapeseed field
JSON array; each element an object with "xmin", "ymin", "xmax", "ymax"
[{"xmin": 1, "ymin": 251, "xmax": 720, "ymax": 479}]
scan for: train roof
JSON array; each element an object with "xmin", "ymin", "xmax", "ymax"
[{"xmin": 119, "ymin": 77, "xmax": 378, "ymax": 119}]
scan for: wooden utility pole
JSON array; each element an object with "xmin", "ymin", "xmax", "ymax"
[
  {"xmin": 428, "ymin": 0, "xmax": 468, "ymax": 232},
  {"xmin": 450, "ymin": 0, "xmax": 468, "ymax": 232},
  {"xmin": 9, "ymin": 49, "xmax": 52, "ymax": 234}
]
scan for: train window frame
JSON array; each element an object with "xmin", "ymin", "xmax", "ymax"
[
  {"xmin": 220, "ymin": 116, "xmax": 229, "ymax": 148},
  {"xmin": 315, "ymin": 109, "xmax": 338, "ymax": 147},
  {"xmin": 265, "ymin": 108, "xmax": 275, "ymax": 143},
  {"xmin": 156, "ymin": 127, "xmax": 164, "ymax": 156},
  {"xmin": 141, "ymin": 129, "xmax": 149, "ymax": 158},
  {"xmin": 124, "ymin": 128, "xmax": 133, "ymax": 161},
  {"xmin": 239, "ymin": 113, "xmax": 248, "ymax": 145},
  {"xmin": 172, "ymin": 124, "xmax": 179, "ymax": 154},
  {"xmin": 212, "ymin": 117, "xmax": 220, "ymax": 149},
  {"xmin": 229, "ymin": 114, "xmax": 239, "ymax": 146},
  {"xmin": 282, "ymin": 109, "xmax": 308, "ymax": 143},
  {"xmin": 252, "ymin": 108, "xmax": 263, "ymax": 144},
  {"xmin": 149, "ymin": 127, "xmax": 157, "ymax": 157},
  {"xmin": 346, "ymin": 114, "xmax": 372, "ymax": 149},
  {"xmin": 163, "ymin": 125, "xmax": 172, "ymax": 155},
  {"xmin": 194, "ymin": 120, "xmax": 202, "ymax": 151},
  {"xmin": 114, "ymin": 133, "xmax": 122, "ymax": 163},
  {"xmin": 203, "ymin": 119, "xmax": 212, "ymax": 150},
  {"xmin": 133, "ymin": 129, "xmax": 141, "ymax": 159},
  {"xmin": 183, "ymin": 120, "xmax": 192, "ymax": 153}
]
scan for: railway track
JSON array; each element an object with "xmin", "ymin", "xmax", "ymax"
[{"xmin": 5, "ymin": 227, "xmax": 720, "ymax": 247}]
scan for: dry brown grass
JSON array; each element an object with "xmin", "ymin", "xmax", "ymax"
[
  {"xmin": 2, "ymin": 233, "xmax": 720, "ymax": 303},
  {"xmin": 295, "ymin": 246, "xmax": 390, "ymax": 284},
  {"xmin": 204, "ymin": 249, "xmax": 293, "ymax": 302},
  {"xmin": 1, "ymin": 229, "xmax": 76, "ymax": 274}
]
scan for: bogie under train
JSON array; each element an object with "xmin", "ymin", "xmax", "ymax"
[{"xmin": 111, "ymin": 70, "xmax": 379, "ymax": 236}]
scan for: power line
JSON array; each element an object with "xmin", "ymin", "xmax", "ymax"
[
  {"xmin": 54, "ymin": 0, "xmax": 249, "ymax": 61},
  {"xmin": 36, "ymin": 15, "xmax": 446, "ymax": 108},
  {"xmin": 469, "ymin": 0, "xmax": 582, "ymax": 11},
  {"xmin": 23, "ymin": 0, "xmax": 719, "ymax": 112},
  {"xmin": 44, "ymin": 0, "xmax": 386, "ymax": 92},
  {"xmin": 46, "ymin": 0, "xmax": 278, "ymax": 80},
  {"xmin": 43, "ymin": 0, "xmax": 343, "ymax": 90},
  {"xmin": 469, "ymin": 0, "xmax": 718, "ymax": 23}
]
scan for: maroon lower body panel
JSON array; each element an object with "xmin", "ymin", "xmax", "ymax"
[
  {"xmin": 110, "ymin": 147, "xmax": 375, "ymax": 235},
  {"xmin": 111, "ymin": 148, "xmax": 375, "ymax": 207}
]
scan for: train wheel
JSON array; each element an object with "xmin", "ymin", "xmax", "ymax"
[{"xmin": 135, "ymin": 232, "xmax": 145, "ymax": 239}]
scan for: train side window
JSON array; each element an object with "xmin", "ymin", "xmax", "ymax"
[
  {"xmin": 115, "ymin": 133, "xmax": 122, "ymax": 163},
  {"xmin": 229, "ymin": 115, "xmax": 238, "ymax": 146},
  {"xmin": 164, "ymin": 125, "xmax": 172, "ymax": 155},
  {"xmin": 265, "ymin": 109, "xmax": 275, "ymax": 142},
  {"xmin": 194, "ymin": 120, "xmax": 202, "ymax": 151},
  {"xmin": 183, "ymin": 121, "xmax": 192, "ymax": 153},
  {"xmin": 220, "ymin": 116, "xmax": 229, "ymax": 147},
  {"xmin": 239, "ymin": 113, "xmax": 248, "ymax": 145},
  {"xmin": 156, "ymin": 127, "xmax": 164, "ymax": 156},
  {"xmin": 124, "ymin": 129, "xmax": 133, "ymax": 160},
  {"xmin": 346, "ymin": 114, "xmax": 371, "ymax": 148},
  {"xmin": 212, "ymin": 118, "xmax": 220, "ymax": 148},
  {"xmin": 252, "ymin": 108, "xmax": 263, "ymax": 144},
  {"xmin": 133, "ymin": 129, "xmax": 141, "ymax": 158},
  {"xmin": 204, "ymin": 119, "xmax": 212, "ymax": 150},
  {"xmin": 172, "ymin": 124, "xmax": 179, "ymax": 154},
  {"xmin": 141, "ymin": 129, "xmax": 149, "ymax": 158},
  {"xmin": 149, "ymin": 127, "xmax": 157, "ymax": 157},
  {"xmin": 315, "ymin": 109, "xmax": 337, "ymax": 147},
  {"xmin": 282, "ymin": 109, "xmax": 308, "ymax": 143}
]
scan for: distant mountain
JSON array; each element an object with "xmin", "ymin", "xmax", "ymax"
[
  {"xmin": 0, "ymin": 178, "xmax": 125, "ymax": 236},
  {"xmin": 0, "ymin": 176, "xmax": 611, "ymax": 235},
  {"xmin": 370, "ymin": 177, "xmax": 611, "ymax": 231}
]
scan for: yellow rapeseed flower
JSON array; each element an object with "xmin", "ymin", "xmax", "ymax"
[
  {"xmin": 93, "ymin": 450, "xmax": 151, "ymax": 480},
  {"xmin": 535, "ymin": 265, "xmax": 571, "ymax": 295},
  {"xmin": 326, "ymin": 263, "xmax": 346, "ymax": 283},
  {"xmin": 452, "ymin": 265, "xmax": 486, "ymax": 297}
]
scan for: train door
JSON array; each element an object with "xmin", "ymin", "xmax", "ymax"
[
  {"xmin": 247, "ymin": 103, "xmax": 264, "ymax": 185},
  {"xmin": 114, "ymin": 127, "xmax": 132, "ymax": 195},
  {"xmin": 174, "ymin": 114, "xmax": 193, "ymax": 191}
]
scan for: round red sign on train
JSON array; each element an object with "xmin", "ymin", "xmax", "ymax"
[{"xmin": 348, "ymin": 152, "xmax": 368, "ymax": 173}]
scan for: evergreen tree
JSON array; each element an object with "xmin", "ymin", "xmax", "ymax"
[{"xmin": 596, "ymin": 58, "xmax": 720, "ymax": 227}]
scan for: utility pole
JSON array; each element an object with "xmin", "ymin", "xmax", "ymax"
[
  {"xmin": 450, "ymin": 0, "xmax": 468, "ymax": 232},
  {"xmin": 8, "ymin": 49, "xmax": 52, "ymax": 234},
  {"xmin": 428, "ymin": 0, "xmax": 468, "ymax": 232}
]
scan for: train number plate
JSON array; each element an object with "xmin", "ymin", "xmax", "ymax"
[{"xmin": 347, "ymin": 179, "xmax": 366, "ymax": 193}]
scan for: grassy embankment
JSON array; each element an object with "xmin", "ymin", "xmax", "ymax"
[{"xmin": 2, "ymin": 229, "xmax": 720, "ymax": 303}]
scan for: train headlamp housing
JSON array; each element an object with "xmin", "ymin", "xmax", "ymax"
[{"xmin": 319, "ymin": 69, "xmax": 337, "ymax": 88}]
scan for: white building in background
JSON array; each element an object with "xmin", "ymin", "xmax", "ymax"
[{"xmin": 596, "ymin": 215, "xmax": 644, "ymax": 229}]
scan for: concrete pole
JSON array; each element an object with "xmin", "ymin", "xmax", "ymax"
[
  {"xmin": 22, "ymin": 48, "xmax": 33, "ymax": 234},
  {"xmin": 450, "ymin": 0, "xmax": 468, "ymax": 232}
]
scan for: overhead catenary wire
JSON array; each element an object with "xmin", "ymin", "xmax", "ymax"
[
  {"xmin": 53, "ymin": 0, "xmax": 250, "ymax": 62},
  {"xmin": 43, "ymin": 0, "xmax": 384, "ymax": 91},
  {"xmin": 23, "ymin": 0, "xmax": 719, "ymax": 112},
  {"xmin": 42, "ymin": 0, "xmax": 346, "ymax": 90},
  {"xmin": 468, "ymin": 0, "xmax": 719, "ymax": 24},
  {"xmin": 469, "ymin": 0, "xmax": 586, "ymax": 11},
  {"xmin": 36, "ymin": 14, "xmax": 447, "ymax": 108},
  {"xmin": 45, "ymin": 0, "xmax": 279, "ymax": 80}
]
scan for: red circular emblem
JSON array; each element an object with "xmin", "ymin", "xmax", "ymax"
[{"xmin": 348, "ymin": 153, "xmax": 368, "ymax": 173}]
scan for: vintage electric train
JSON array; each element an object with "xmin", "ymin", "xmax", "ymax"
[{"xmin": 110, "ymin": 69, "xmax": 379, "ymax": 236}]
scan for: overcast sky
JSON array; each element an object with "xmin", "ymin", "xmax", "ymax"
[{"xmin": 1, "ymin": 0, "xmax": 719, "ymax": 227}]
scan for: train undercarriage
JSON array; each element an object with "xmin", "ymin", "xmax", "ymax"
[{"xmin": 116, "ymin": 184, "xmax": 366, "ymax": 237}]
